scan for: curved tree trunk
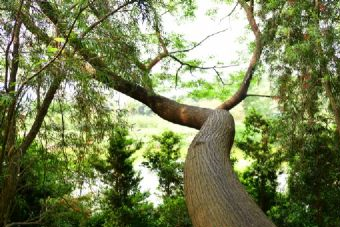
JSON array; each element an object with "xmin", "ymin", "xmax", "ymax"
[
  {"xmin": 26, "ymin": 3, "xmax": 277, "ymax": 227},
  {"xmin": 184, "ymin": 110, "xmax": 276, "ymax": 227}
]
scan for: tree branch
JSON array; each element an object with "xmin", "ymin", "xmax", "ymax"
[
  {"xmin": 324, "ymin": 77, "xmax": 340, "ymax": 138},
  {"xmin": 145, "ymin": 22, "xmax": 169, "ymax": 71},
  {"xmin": 170, "ymin": 28, "xmax": 229, "ymax": 54},
  {"xmin": 5, "ymin": 215, "xmax": 44, "ymax": 227},
  {"xmin": 18, "ymin": 75, "xmax": 63, "ymax": 154},
  {"xmin": 220, "ymin": 2, "xmax": 239, "ymax": 22},
  {"xmin": 217, "ymin": 0, "xmax": 262, "ymax": 110},
  {"xmin": 146, "ymin": 27, "xmax": 230, "ymax": 71},
  {"xmin": 2, "ymin": 6, "xmax": 23, "ymax": 156},
  {"xmin": 26, "ymin": 3, "xmax": 212, "ymax": 129},
  {"xmin": 35, "ymin": 1, "xmax": 264, "ymax": 129},
  {"xmin": 170, "ymin": 55, "xmax": 238, "ymax": 70},
  {"xmin": 246, "ymin": 94, "xmax": 277, "ymax": 98}
]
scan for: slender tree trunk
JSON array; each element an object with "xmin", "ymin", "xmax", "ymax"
[
  {"xmin": 324, "ymin": 79, "xmax": 340, "ymax": 138},
  {"xmin": 0, "ymin": 152, "xmax": 21, "ymax": 225},
  {"xmin": 184, "ymin": 110, "xmax": 276, "ymax": 227},
  {"xmin": 0, "ymin": 76, "xmax": 62, "ymax": 225}
]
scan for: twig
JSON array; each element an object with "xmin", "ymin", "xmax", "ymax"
[
  {"xmin": 175, "ymin": 65, "xmax": 183, "ymax": 88},
  {"xmin": 220, "ymin": 2, "xmax": 239, "ymax": 22},
  {"xmin": 213, "ymin": 68, "xmax": 225, "ymax": 85},
  {"xmin": 171, "ymin": 55, "xmax": 237, "ymax": 84},
  {"xmin": 80, "ymin": 0, "xmax": 135, "ymax": 38},
  {"xmin": 246, "ymin": 94, "xmax": 277, "ymax": 98},
  {"xmin": 170, "ymin": 55, "xmax": 238, "ymax": 70},
  {"xmin": 170, "ymin": 28, "xmax": 229, "ymax": 54}
]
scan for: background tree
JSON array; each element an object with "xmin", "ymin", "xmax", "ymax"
[
  {"xmin": 267, "ymin": 115, "xmax": 340, "ymax": 227},
  {"xmin": 236, "ymin": 110, "xmax": 282, "ymax": 214},
  {"xmin": 4, "ymin": 142, "xmax": 92, "ymax": 227},
  {"xmin": 257, "ymin": 1, "xmax": 340, "ymax": 226},
  {"xmin": 91, "ymin": 123, "xmax": 154, "ymax": 227},
  {"xmin": 143, "ymin": 130, "xmax": 192, "ymax": 227},
  {"xmin": 143, "ymin": 131, "xmax": 183, "ymax": 197}
]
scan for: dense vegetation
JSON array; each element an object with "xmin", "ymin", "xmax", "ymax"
[{"xmin": 1, "ymin": 0, "xmax": 340, "ymax": 226}]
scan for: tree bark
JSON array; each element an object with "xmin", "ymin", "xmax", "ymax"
[{"xmin": 184, "ymin": 109, "xmax": 276, "ymax": 227}]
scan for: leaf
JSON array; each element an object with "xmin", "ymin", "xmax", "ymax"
[
  {"xmin": 47, "ymin": 46, "xmax": 58, "ymax": 54},
  {"xmin": 54, "ymin": 37, "xmax": 65, "ymax": 43}
]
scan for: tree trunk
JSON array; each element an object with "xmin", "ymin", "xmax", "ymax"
[
  {"xmin": 184, "ymin": 110, "xmax": 276, "ymax": 227},
  {"xmin": 324, "ymin": 79, "xmax": 340, "ymax": 138}
]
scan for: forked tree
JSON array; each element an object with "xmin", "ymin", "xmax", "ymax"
[
  {"xmin": 0, "ymin": 1, "xmax": 272, "ymax": 226},
  {"xmin": 1, "ymin": 0, "xmax": 339, "ymax": 226}
]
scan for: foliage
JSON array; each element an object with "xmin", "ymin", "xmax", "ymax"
[
  {"xmin": 42, "ymin": 196, "xmax": 91, "ymax": 227},
  {"xmin": 236, "ymin": 110, "xmax": 282, "ymax": 213},
  {"xmin": 91, "ymin": 124, "xmax": 155, "ymax": 227},
  {"xmin": 143, "ymin": 130, "xmax": 184, "ymax": 197},
  {"xmin": 9, "ymin": 143, "xmax": 90, "ymax": 226},
  {"xmin": 1, "ymin": 0, "xmax": 340, "ymax": 226},
  {"xmin": 256, "ymin": 2, "xmax": 340, "ymax": 225},
  {"xmin": 269, "ymin": 115, "xmax": 340, "ymax": 227},
  {"xmin": 143, "ymin": 130, "xmax": 192, "ymax": 227},
  {"xmin": 155, "ymin": 196, "xmax": 192, "ymax": 227}
]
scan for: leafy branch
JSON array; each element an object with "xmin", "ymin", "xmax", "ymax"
[
  {"xmin": 80, "ymin": 0, "xmax": 137, "ymax": 39},
  {"xmin": 17, "ymin": 3, "xmax": 88, "ymax": 94}
]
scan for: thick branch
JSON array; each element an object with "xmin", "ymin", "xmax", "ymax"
[
  {"xmin": 36, "ymin": 1, "xmax": 213, "ymax": 129},
  {"xmin": 217, "ymin": 0, "xmax": 262, "ymax": 110},
  {"xmin": 4, "ymin": 0, "xmax": 24, "ymax": 92},
  {"xmin": 20, "ymin": 9, "xmax": 51, "ymax": 44},
  {"xmin": 2, "ymin": 17, "xmax": 22, "ymax": 155}
]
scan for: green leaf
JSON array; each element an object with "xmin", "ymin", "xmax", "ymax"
[
  {"xmin": 47, "ymin": 46, "xmax": 58, "ymax": 54},
  {"xmin": 54, "ymin": 37, "xmax": 65, "ymax": 43}
]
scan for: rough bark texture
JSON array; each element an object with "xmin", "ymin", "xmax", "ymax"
[{"xmin": 184, "ymin": 109, "xmax": 276, "ymax": 227}]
